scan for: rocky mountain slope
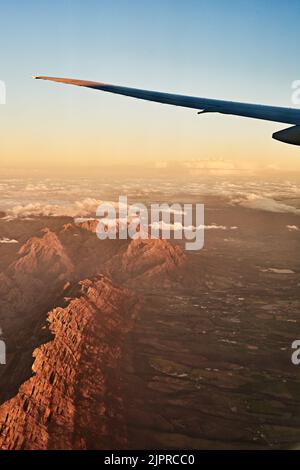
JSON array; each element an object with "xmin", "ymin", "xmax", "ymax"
[
  {"xmin": 1, "ymin": 209, "xmax": 300, "ymax": 450},
  {"xmin": 0, "ymin": 276, "xmax": 139, "ymax": 450},
  {"xmin": 0, "ymin": 219, "xmax": 184, "ymax": 449}
]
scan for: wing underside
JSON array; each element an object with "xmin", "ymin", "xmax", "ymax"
[{"xmin": 34, "ymin": 76, "xmax": 300, "ymax": 145}]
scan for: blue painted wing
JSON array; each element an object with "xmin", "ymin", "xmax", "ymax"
[{"xmin": 34, "ymin": 76, "xmax": 300, "ymax": 145}]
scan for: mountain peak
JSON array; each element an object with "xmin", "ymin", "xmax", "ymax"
[{"xmin": 12, "ymin": 229, "xmax": 73, "ymax": 278}]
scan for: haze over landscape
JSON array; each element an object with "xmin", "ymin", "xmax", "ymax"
[
  {"xmin": 1, "ymin": 171, "xmax": 300, "ymax": 449},
  {"xmin": 0, "ymin": 0, "xmax": 300, "ymax": 451}
]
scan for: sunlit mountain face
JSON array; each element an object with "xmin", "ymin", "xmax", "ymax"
[
  {"xmin": 2, "ymin": 0, "xmax": 300, "ymax": 453},
  {"xmin": 0, "ymin": 170, "xmax": 299, "ymax": 449}
]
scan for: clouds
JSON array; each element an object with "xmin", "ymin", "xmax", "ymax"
[
  {"xmin": 0, "ymin": 237, "xmax": 18, "ymax": 244},
  {"xmin": 1, "ymin": 176, "xmax": 300, "ymax": 219},
  {"xmin": 8, "ymin": 198, "xmax": 145, "ymax": 219},
  {"xmin": 8, "ymin": 198, "xmax": 103, "ymax": 218},
  {"xmin": 6, "ymin": 192, "xmax": 300, "ymax": 219},
  {"xmin": 260, "ymin": 268, "xmax": 295, "ymax": 274},
  {"xmin": 231, "ymin": 193, "xmax": 300, "ymax": 215},
  {"xmin": 148, "ymin": 222, "xmax": 237, "ymax": 232},
  {"xmin": 287, "ymin": 225, "xmax": 300, "ymax": 231},
  {"xmin": 25, "ymin": 183, "xmax": 49, "ymax": 192}
]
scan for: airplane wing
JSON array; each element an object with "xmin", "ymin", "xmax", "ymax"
[{"xmin": 34, "ymin": 76, "xmax": 300, "ymax": 146}]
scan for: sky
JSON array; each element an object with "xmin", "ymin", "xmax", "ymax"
[{"xmin": 1, "ymin": 0, "xmax": 300, "ymax": 171}]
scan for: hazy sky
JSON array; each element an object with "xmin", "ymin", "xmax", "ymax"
[{"xmin": 1, "ymin": 0, "xmax": 300, "ymax": 170}]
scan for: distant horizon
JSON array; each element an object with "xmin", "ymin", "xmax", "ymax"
[
  {"xmin": 1, "ymin": 163, "xmax": 300, "ymax": 180},
  {"xmin": 1, "ymin": 0, "xmax": 300, "ymax": 170}
]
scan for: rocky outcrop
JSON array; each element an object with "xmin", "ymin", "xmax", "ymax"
[
  {"xmin": 0, "ymin": 230, "xmax": 77, "ymax": 404},
  {"xmin": 75, "ymin": 218, "xmax": 98, "ymax": 233},
  {"xmin": 0, "ymin": 229, "xmax": 74, "ymax": 324},
  {"xmin": 0, "ymin": 220, "xmax": 185, "ymax": 449},
  {"xmin": 11, "ymin": 228, "xmax": 73, "ymax": 280},
  {"xmin": 105, "ymin": 238, "xmax": 186, "ymax": 284},
  {"xmin": 0, "ymin": 275, "xmax": 139, "ymax": 450}
]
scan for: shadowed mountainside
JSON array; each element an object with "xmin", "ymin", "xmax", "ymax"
[{"xmin": 0, "ymin": 205, "xmax": 300, "ymax": 449}]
